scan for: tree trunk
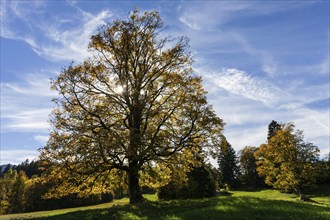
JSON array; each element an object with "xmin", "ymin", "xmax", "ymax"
[
  {"xmin": 128, "ymin": 165, "xmax": 144, "ymax": 204},
  {"xmin": 297, "ymin": 188, "xmax": 310, "ymax": 202}
]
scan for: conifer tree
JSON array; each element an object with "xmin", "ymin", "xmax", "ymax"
[{"xmin": 217, "ymin": 138, "xmax": 239, "ymax": 189}]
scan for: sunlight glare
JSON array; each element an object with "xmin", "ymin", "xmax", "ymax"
[{"xmin": 114, "ymin": 85, "xmax": 124, "ymax": 94}]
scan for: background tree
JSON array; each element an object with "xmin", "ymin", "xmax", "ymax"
[
  {"xmin": 217, "ymin": 138, "xmax": 239, "ymax": 189},
  {"xmin": 0, "ymin": 164, "xmax": 14, "ymax": 178},
  {"xmin": 10, "ymin": 170, "xmax": 28, "ymax": 213},
  {"xmin": 238, "ymin": 146, "xmax": 264, "ymax": 187},
  {"xmin": 157, "ymin": 163, "xmax": 216, "ymax": 200},
  {"xmin": 0, "ymin": 170, "xmax": 28, "ymax": 214},
  {"xmin": 40, "ymin": 9, "xmax": 224, "ymax": 204},
  {"xmin": 0, "ymin": 167, "xmax": 115, "ymax": 214},
  {"xmin": 267, "ymin": 120, "xmax": 281, "ymax": 142},
  {"xmin": 255, "ymin": 122, "xmax": 320, "ymax": 199},
  {"xmin": 0, "ymin": 169, "xmax": 16, "ymax": 214},
  {"xmin": 315, "ymin": 153, "xmax": 330, "ymax": 185},
  {"xmin": 16, "ymin": 160, "xmax": 43, "ymax": 178}
]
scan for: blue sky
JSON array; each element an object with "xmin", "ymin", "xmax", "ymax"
[{"xmin": 1, "ymin": 0, "xmax": 329, "ymax": 165}]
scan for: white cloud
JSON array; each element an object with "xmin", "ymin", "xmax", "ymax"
[
  {"xmin": 1, "ymin": 1, "xmax": 112, "ymax": 62},
  {"xmin": 202, "ymin": 68, "xmax": 283, "ymax": 106},
  {"xmin": 318, "ymin": 56, "xmax": 330, "ymax": 75},
  {"xmin": 178, "ymin": 2, "xmax": 325, "ymax": 81},
  {"xmin": 3, "ymin": 109, "xmax": 51, "ymax": 131},
  {"xmin": 292, "ymin": 84, "xmax": 330, "ymax": 105},
  {"xmin": 224, "ymin": 125, "xmax": 267, "ymax": 150},
  {"xmin": 1, "ymin": 74, "xmax": 54, "ymax": 133},
  {"xmin": 0, "ymin": 1, "xmax": 45, "ymax": 39},
  {"xmin": 200, "ymin": 66, "xmax": 329, "ymax": 112},
  {"xmin": 178, "ymin": 1, "xmax": 314, "ymax": 31},
  {"xmin": 293, "ymin": 108, "xmax": 329, "ymax": 138},
  {"xmin": 302, "ymin": 57, "xmax": 330, "ymax": 76},
  {"xmin": 33, "ymin": 10, "xmax": 111, "ymax": 61},
  {"xmin": 3, "ymin": 75, "xmax": 56, "ymax": 98},
  {"xmin": 178, "ymin": 2, "xmax": 251, "ymax": 31},
  {"xmin": 199, "ymin": 66, "xmax": 329, "ymax": 157},
  {"xmin": 208, "ymin": 92, "xmax": 329, "ymax": 157},
  {"xmin": 34, "ymin": 135, "xmax": 49, "ymax": 145},
  {"xmin": 0, "ymin": 150, "xmax": 39, "ymax": 165},
  {"xmin": 288, "ymin": 108, "xmax": 329, "ymax": 157}
]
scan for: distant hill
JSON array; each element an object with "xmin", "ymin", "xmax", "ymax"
[{"xmin": 0, "ymin": 164, "xmax": 15, "ymax": 175}]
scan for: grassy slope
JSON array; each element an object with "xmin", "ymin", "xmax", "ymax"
[{"xmin": 1, "ymin": 188, "xmax": 329, "ymax": 220}]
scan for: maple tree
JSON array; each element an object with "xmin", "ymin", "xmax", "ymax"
[
  {"xmin": 255, "ymin": 122, "xmax": 319, "ymax": 199},
  {"xmin": 40, "ymin": 10, "xmax": 224, "ymax": 203}
]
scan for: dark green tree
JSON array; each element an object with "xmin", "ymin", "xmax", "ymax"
[
  {"xmin": 16, "ymin": 160, "xmax": 43, "ymax": 178},
  {"xmin": 315, "ymin": 153, "xmax": 330, "ymax": 184},
  {"xmin": 217, "ymin": 138, "xmax": 239, "ymax": 189},
  {"xmin": 157, "ymin": 164, "xmax": 216, "ymax": 200},
  {"xmin": 267, "ymin": 120, "xmax": 281, "ymax": 142},
  {"xmin": 238, "ymin": 146, "xmax": 264, "ymax": 187},
  {"xmin": 0, "ymin": 164, "xmax": 14, "ymax": 178}
]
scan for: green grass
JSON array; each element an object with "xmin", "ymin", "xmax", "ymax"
[{"xmin": 1, "ymin": 188, "xmax": 329, "ymax": 220}]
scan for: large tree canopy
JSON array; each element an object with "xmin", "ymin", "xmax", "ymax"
[{"xmin": 40, "ymin": 10, "xmax": 224, "ymax": 203}]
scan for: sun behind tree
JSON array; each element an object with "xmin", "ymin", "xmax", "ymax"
[{"xmin": 40, "ymin": 9, "xmax": 224, "ymax": 204}]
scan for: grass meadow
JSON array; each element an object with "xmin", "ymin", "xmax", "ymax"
[{"xmin": 1, "ymin": 187, "xmax": 329, "ymax": 220}]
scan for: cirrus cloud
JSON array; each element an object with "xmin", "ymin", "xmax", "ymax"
[
  {"xmin": 1, "ymin": 1, "xmax": 112, "ymax": 62},
  {"xmin": 201, "ymin": 68, "xmax": 283, "ymax": 106}
]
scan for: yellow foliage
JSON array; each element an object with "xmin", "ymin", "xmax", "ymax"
[{"xmin": 255, "ymin": 123, "xmax": 319, "ymax": 193}]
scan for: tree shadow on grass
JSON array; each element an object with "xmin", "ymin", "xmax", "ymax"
[
  {"xmin": 32, "ymin": 196, "xmax": 330, "ymax": 220},
  {"xmin": 306, "ymin": 185, "xmax": 330, "ymax": 198},
  {"xmin": 235, "ymin": 187, "xmax": 270, "ymax": 192},
  {"xmin": 215, "ymin": 191, "xmax": 233, "ymax": 196}
]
